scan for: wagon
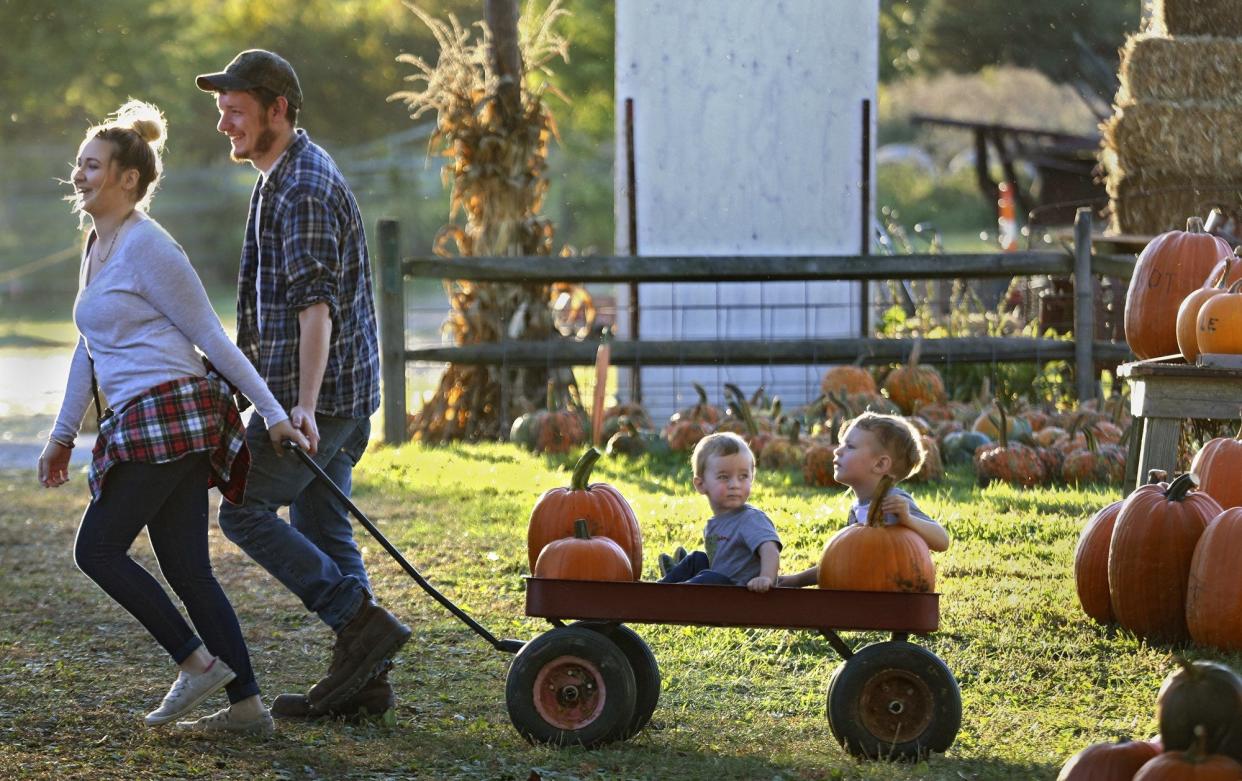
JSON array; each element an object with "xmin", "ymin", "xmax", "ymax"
[
  {"xmin": 285, "ymin": 444, "xmax": 961, "ymax": 762},
  {"xmin": 507, "ymin": 578, "xmax": 961, "ymax": 761}
]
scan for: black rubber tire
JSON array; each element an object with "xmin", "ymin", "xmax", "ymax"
[
  {"xmin": 826, "ymin": 641, "xmax": 961, "ymax": 761},
  {"xmin": 505, "ymin": 626, "xmax": 637, "ymax": 747},
  {"xmin": 571, "ymin": 621, "xmax": 661, "ymax": 739}
]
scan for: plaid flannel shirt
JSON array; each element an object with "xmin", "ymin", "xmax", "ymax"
[
  {"xmin": 235, "ymin": 130, "xmax": 380, "ymax": 419},
  {"xmin": 89, "ymin": 373, "xmax": 250, "ymax": 503}
]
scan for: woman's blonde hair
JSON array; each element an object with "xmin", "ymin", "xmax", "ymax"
[
  {"xmin": 840, "ymin": 411, "xmax": 925, "ymax": 480},
  {"xmin": 71, "ymin": 99, "xmax": 167, "ymax": 218}
]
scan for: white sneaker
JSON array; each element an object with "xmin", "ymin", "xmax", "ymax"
[
  {"xmin": 144, "ymin": 658, "xmax": 236, "ymax": 726},
  {"xmin": 175, "ymin": 705, "xmax": 275, "ymax": 735}
]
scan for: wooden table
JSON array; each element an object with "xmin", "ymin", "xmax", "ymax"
[{"xmin": 1117, "ymin": 356, "xmax": 1242, "ymax": 491}]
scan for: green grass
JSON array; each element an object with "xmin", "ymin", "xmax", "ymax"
[{"xmin": 2, "ymin": 444, "xmax": 1237, "ymax": 779}]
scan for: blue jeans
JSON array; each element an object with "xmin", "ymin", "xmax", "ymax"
[
  {"xmin": 658, "ymin": 550, "xmax": 735, "ymax": 585},
  {"xmin": 218, "ymin": 414, "xmax": 371, "ymax": 633},
  {"xmin": 75, "ymin": 453, "xmax": 260, "ymax": 703}
]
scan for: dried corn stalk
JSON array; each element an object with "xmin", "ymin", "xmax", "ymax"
[{"xmin": 391, "ymin": 1, "xmax": 592, "ymax": 443}]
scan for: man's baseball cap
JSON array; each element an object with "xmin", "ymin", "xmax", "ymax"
[{"xmin": 196, "ymin": 49, "xmax": 303, "ymax": 109}]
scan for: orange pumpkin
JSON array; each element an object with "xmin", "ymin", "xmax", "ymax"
[
  {"xmin": 1125, "ymin": 216, "xmax": 1231, "ymax": 360},
  {"xmin": 1177, "ymin": 257, "xmax": 1234, "ymax": 362},
  {"xmin": 527, "ymin": 448, "xmax": 643, "ymax": 578},
  {"xmin": 818, "ymin": 477, "xmax": 935, "ymax": 592},
  {"xmin": 1190, "ymin": 421, "xmax": 1242, "ymax": 509},
  {"xmin": 1187, "ymin": 508, "xmax": 1242, "ymax": 651},
  {"xmin": 534, "ymin": 519, "xmax": 633, "ymax": 581},
  {"xmin": 1073, "ymin": 500, "xmax": 1123, "ymax": 624},
  {"xmin": 882, "ymin": 341, "xmax": 946, "ymax": 415},
  {"xmin": 1137, "ymin": 727, "xmax": 1242, "ymax": 780},
  {"xmin": 820, "ymin": 364, "xmax": 877, "ymax": 396},
  {"xmin": 801, "ymin": 442, "xmax": 840, "ymax": 488},
  {"xmin": 1197, "ymin": 278, "xmax": 1242, "ymax": 355},
  {"xmin": 1108, "ymin": 474, "xmax": 1222, "ymax": 643},
  {"xmin": 1057, "ymin": 738, "xmax": 1161, "ymax": 781},
  {"xmin": 758, "ymin": 421, "xmax": 805, "ymax": 470}
]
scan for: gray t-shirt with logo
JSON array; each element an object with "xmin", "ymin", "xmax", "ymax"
[{"xmin": 703, "ymin": 504, "xmax": 782, "ymax": 585}]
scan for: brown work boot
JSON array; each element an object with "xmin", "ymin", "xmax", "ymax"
[
  {"xmin": 307, "ymin": 601, "xmax": 410, "ymax": 712},
  {"xmin": 271, "ymin": 662, "xmax": 396, "ymax": 721}
]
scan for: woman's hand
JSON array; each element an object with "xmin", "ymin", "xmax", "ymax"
[
  {"xmin": 268, "ymin": 418, "xmax": 311, "ymax": 455},
  {"xmin": 38, "ymin": 440, "xmax": 72, "ymax": 488}
]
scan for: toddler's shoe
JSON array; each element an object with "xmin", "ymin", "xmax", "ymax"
[
  {"xmin": 658, "ymin": 546, "xmax": 688, "ymax": 576},
  {"xmin": 175, "ymin": 705, "xmax": 275, "ymax": 735},
  {"xmin": 145, "ymin": 658, "xmax": 236, "ymax": 726}
]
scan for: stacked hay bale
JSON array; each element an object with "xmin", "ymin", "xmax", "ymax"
[{"xmin": 1101, "ymin": 1, "xmax": 1242, "ymax": 234}]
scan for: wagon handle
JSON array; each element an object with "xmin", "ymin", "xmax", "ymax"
[{"xmin": 282, "ymin": 440, "xmax": 525, "ymax": 654}]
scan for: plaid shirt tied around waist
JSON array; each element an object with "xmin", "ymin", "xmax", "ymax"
[{"xmin": 89, "ymin": 372, "xmax": 251, "ymax": 503}]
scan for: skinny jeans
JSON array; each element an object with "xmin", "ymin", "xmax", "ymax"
[{"xmin": 74, "ymin": 452, "xmax": 259, "ymax": 703}]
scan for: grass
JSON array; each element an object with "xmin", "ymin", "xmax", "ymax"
[{"xmin": 2, "ymin": 443, "xmax": 1238, "ymax": 780}]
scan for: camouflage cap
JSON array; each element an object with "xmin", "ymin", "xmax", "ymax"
[{"xmin": 196, "ymin": 49, "xmax": 302, "ymax": 109}]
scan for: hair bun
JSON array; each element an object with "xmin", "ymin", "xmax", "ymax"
[{"xmin": 112, "ymin": 99, "xmax": 166, "ymax": 150}]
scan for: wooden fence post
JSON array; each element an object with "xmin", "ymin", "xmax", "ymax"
[
  {"xmin": 1073, "ymin": 207, "xmax": 1096, "ymax": 403},
  {"xmin": 377, "ymin": 218, "xmax": 406, "ymax": 445}
]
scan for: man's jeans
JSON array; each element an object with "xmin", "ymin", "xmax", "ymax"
[{"xmin": 219, "ymin": 414, "xmax": 372, "ymax": 633}]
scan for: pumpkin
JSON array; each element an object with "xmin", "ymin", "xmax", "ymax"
[
  {"xmin": 882, "ymin": 340, "xmax": 946, "ymax": 415},
  {"xmin": 533, "ymin": 408, "xmax": 587, "ymax": 454},
  {"xmin": 1197, "ymin": 278, "xmax": 1242, "ymax": 356},
  {"xmin": 972, "ymin": 404, "xmax": 1033, "ymax": 443},
  {"xmin": 1178, "ymin": 257, "xmax": 1235, "ymax": 362},
  {"xmin": 1109, "ymin": 474, "xmax": 1222, "ymax": 643},
  {"xmin": 601, "ymin": 402, "xmax": 653, "ymax": 442},
  {"xmin": 671, "ymin": 382, "xmax": 723, "ymax": 426},
  {"xmin": 533, "ymin": 519, "xmax": 633, "ymax": 581},
  {"xmin": 801, "ymin": 442, "xmax": 840, "ymax": 488},
  {"xmin": 1057, "ymin": 737, "xmax": 1162, "ymax": 781},
  {"xmin": 942, "ymin": 430, "xmax": 992, "ymax": 465},
  {"xmin": 1073, "ymin": 500, "xmax": 1124, "ymax": 624},
  {"xmin": 1187, "ymin": 508, "xmax": 1242, "ymax": 651},
  {"xmin": 818, "ymin": 476, "xmax": 935, "ymax": 592},
  {"xmin": 1190, "ymin": 419, "xmax": 1242, "ymax": 509},
  {"xmin": 907, "ymin": 434, "xmax": 943, "ymax": 483},
  {"xmin": 1061, "ymin": 429, "xmax": 1127, "ymax": 485},
  {"xmin": 1133, "ymin": 740, "xmax": 1242, "ymax": 780},
  {"xmin": 758, "ymin": 421, "xmax": 806, "ymax": 470},
  {"xmin": 1125, "ymin": 216, "xmax": 1232, "ymax": 360},
  {"xmin": 527, "ymin": 447, "xmax": 643, "ymax": 578},
  {"xmin": 1156, "ymin": 688, "xmax": 1242, "ymax": 771},
  {"xmin": 663, "ymin": 418, "xmax": 711, "ymax": 452},
  {"xmin": 604, "ymin": 417, "xmax": 647, "ymax": 459},
  {"xmin": 973, "ymin": 404, "xmax": 1046, "ymax": 487},
  {"xmin": 820, "ymin": 364, "xmax": 877, "ymax": 396}
]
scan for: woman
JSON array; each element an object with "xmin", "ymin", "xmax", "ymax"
[{"xmin": 38, "ymin": 100, "xmax": 308, "ymax": 734}]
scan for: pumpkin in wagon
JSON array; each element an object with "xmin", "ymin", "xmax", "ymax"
[
  {"xmin": 817, "ymin": 476, "xmax": 935, "ymax": 593},
  {"xmin": 527, "ymin": 448, "xmax": 643, "ymax": 578},
  {"xmin": 533, "ymin": 519, "xmax": 633, "ymax": 581}
]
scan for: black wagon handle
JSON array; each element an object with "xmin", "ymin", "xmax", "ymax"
[{"xmin": 282, "ymin": 440, "xmax": 525, "ymax": 654}]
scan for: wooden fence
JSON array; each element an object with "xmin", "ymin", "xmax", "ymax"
[{"xmin": 375, "ymin": 208, "xmax": 1136, "ymax": 444}]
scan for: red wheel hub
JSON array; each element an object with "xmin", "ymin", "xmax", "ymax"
[{"xmin": 532, "ymin": 654, "xmax": 607, "ymax": 730}]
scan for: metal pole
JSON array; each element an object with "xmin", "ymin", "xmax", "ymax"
[
  {"xmin": 1073, "ymin": 208, "xmax": 1096, "ymax": 403},
  {"xmin": 859, "ymin": 98, "xmax": 872, "ymax": 338},
  {"xmin": 625, "ymin": 97, "xmax": 642, "ymax": 402},
  {"xmin": 377, "ymin": 218, "xmax": 406, "ymax": 445}
]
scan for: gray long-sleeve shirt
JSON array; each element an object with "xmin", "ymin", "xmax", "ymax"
[{"xmin": 51, "ymin": 212, "xmax": 287, "ymax": 444}]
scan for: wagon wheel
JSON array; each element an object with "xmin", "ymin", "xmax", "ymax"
[
  {"xmin": 826, "ymin": 641, "xmax": 961, "ymax": 761},
  {"xmin": 571, "ymin": 621, "xmax": 661, "ymax": 739},
  {"xmin": 505, "ymin": 626, "xmax": 637, "ymax": 747}
]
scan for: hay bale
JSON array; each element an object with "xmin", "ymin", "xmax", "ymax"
[
  {"xmin": 1106, "ymin": 169, "xmax": 1242, "ymax": 234},
  {"xmin": 1118, "ymin": 33, "xmax": 1242, "ymax": 105},
  {"xmin": 1101, "ymin": 101, "xmax": 1242, "ymax": 177},
  {"xmin": 1151, "ymin": 0, "xmax": 1242, "ymax": 37}
]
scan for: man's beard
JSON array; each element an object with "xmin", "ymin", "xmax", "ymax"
[{"xmin": 231, "ymin": 122, "xmax": 277, "ymax": 163}]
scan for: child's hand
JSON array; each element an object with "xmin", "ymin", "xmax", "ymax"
[
  {"xmin": 747, "ymin": 575, "xmax": 773, "ymax": 593},
  {"xmin": 880, "ymin": 494, "xmax": 912, "ymax": 526}
]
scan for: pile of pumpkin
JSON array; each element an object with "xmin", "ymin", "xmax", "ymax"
[
  {"xmin": 1057, "ymin": 658, "xmax": 1242, "ymax": 778},
  {"xmin": 1126, "ymin": 216, "xmax": 1242, "ymax": 364},
  {"xmin": 1075, "ymin": 436, "xmax": 1242, "ymax": 651}
]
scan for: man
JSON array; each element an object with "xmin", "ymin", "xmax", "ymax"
[{"xmin": 196, "ymin": 49, "xmax": 409, "ymax": 720}]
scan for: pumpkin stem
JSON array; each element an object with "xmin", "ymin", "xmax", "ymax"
[
  {"xmin": 725, "ymin": 383, "xmax": 758, "ymax": 436},
  {"xmin": 1187, "ymin": 215, "xmax": 1205, "ymax": 233},
  {"xmin": 750, "ymin": 385, "xmax": 766, "ymax": 407},
  {"xmin": 1211, "ymin": 257, "xmax": 1232, "ymax": 289},
  {"xmin": 908, "ymin": 338, "xmax": 923, "ymax": 371},
  {"xmin": 789, "ymin": 419, "xmax": 801, "ymax": 444},
  {"xmin": 866, "ymin": 475, "xmax": 895, "ymax": 527},
  {"xmin": 1228, "ymin": 278, "xmax": 1242, "ymax": 294},
  {"xmin": 545, "ymin": 379, "xmax": 556, "ymax": 412},
  {"xmin": 692, "ymin": 382, "xmax": 710, "ymax": 408},
  {"xmin": 572, "ymin": 518, "xmax": 591, "ymax": 539},
  {"xmin": 1146, "ymin": 468, "xmax": 1168, "ymax": 484},
  {"xmin": 997, "ymin": 403, "xmax": 1009, "ymax": 448},
  {"xmin": 1189, "ymin": 724, "xmax": 1209, "ymax": 763},
  {"xmin": 1165, "ymin": 472, "xmax": 1197, "ymax": 502},
  {"xmin": 570, "ymin": 447, "xmax": 602, "ymax": 491},
  {"xmin": 1236, "ymin": 411, "xmax": 1242, "ymax": 441}
]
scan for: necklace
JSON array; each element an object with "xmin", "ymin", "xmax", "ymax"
[{"xmin": 94, "ymin": 212, "xmax": 133, "ymax": 265}]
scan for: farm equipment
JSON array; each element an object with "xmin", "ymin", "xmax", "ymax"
[{"xmin": 285, "ymin": 442, "xmax": 962, "ymax": 761}]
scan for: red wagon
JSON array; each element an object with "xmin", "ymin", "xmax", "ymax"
[{"xmin": 507, "ymin": 578, "xmax": 961, "ymax": 761}]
